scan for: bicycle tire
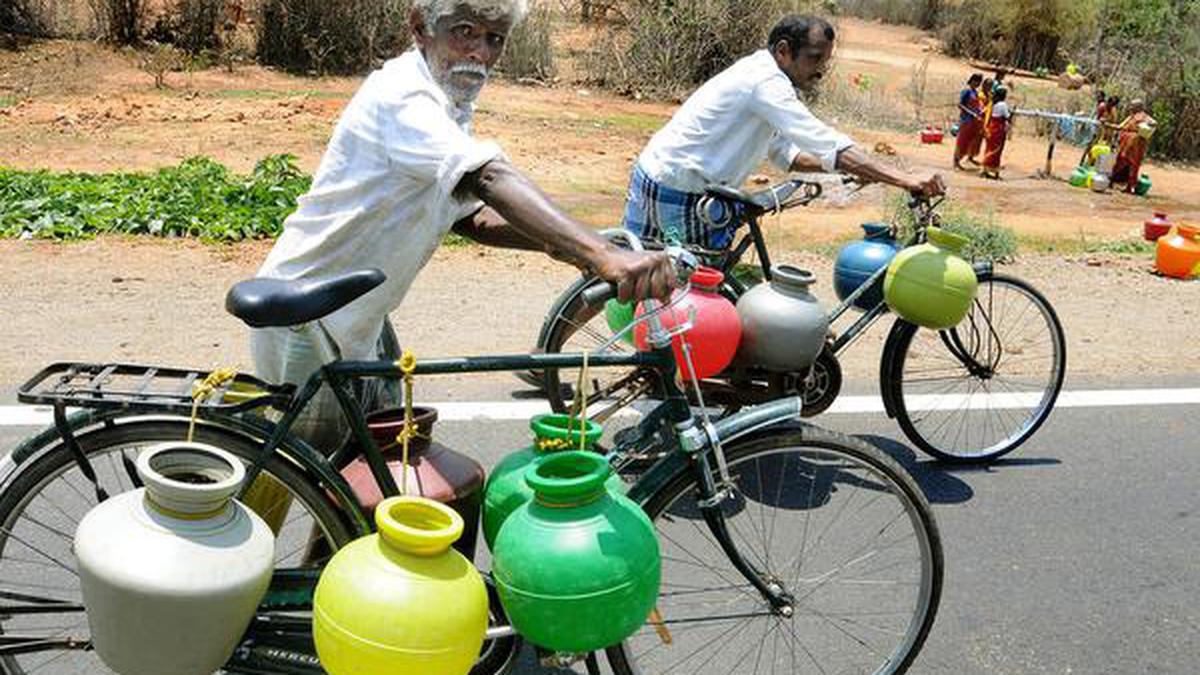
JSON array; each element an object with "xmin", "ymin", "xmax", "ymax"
[
  {"xmin": 885, "ymin": 272, "xmax": 1066, "ymax": 463},
  {"xmin": 606, "ymin": 424, "xmax": 943, "ymax": 675},
  {"xmin": 0, "ymin": 418, "xmax": 354, "ymax": 675}
]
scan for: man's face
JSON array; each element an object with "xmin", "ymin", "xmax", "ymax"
[
  {"xmin": 776, "ymin": 28, "xmax": 834, "ymax": 94},
  {"xmin": 414, "ymin": 7, "xmax": 511, "ymax": 105}
]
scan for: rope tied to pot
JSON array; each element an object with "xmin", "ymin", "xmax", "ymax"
[
  {"xmin": 187, "ymin": 367, "xmax": 238, "ymax": 442},
  {"xmin": 395, "ymin": 350, "xmax": 421, "ymax": 496}
]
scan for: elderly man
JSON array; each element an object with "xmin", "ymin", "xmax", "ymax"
[
  {"xmin": 252, "ymin": 0, "xmax": 675, "ymax": 451},
  {"xmin": 622, "ymin": 14, "xmax": 945, "ymax": 249}
]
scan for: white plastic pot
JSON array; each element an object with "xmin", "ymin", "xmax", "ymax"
[{"xmin": 74, "ymin": 442, "xmax": 275, "ymax": 675}]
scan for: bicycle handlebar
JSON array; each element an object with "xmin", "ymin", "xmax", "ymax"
[{"xmin": 580, "ymin": 245, "xmax": 698, "ymax": 307}]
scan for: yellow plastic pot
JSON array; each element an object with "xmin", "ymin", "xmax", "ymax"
[
  {"xmin": 884, "ymin": 227, "xmax": 978, "ymax": 330},
  {"xmin": 313, "ymin": 496, "xmax": 488, "ymax": 675}
]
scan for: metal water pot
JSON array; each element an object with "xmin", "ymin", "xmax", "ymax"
[{"xmin": 735, "ymin": 265, "xmax": 829, "ymax": 372}]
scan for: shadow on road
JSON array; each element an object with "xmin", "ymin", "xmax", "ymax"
[{"xmin": 857, "ymin": 434, "xmax": 1062, "ymax": 506}]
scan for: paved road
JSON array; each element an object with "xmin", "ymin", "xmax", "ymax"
[{"xmin": 1, "ymin": 375, "xmax": 1197, "ymax": 674}]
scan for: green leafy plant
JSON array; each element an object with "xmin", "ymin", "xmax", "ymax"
[
  {"xmin": 886, "ymin": 193, "xmax": 1018, "ymax": 263},
  {"xmin": 0, "ymin": 155, "xmax": 311, "ymax": 242}
]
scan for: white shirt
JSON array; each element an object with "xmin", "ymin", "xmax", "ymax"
[
  {"xmin": 991, "ymin": 101, "xmax": 1011, "ymax": 120},
  {"xmin": 258, "ymin": 49, "xmax": 503, "ymax": 359},
  {"xmin": 637, "ymin": 49, "xmax": 855, "ymax": 193}
]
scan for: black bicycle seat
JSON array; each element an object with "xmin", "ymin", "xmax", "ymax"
[
  {"xmin": 225, "ymin": 269, "xmax": 387, "ymax": 328},
  {"xmin": 704, "ymin": 182, "xmax": 807, "ymax": 216}
]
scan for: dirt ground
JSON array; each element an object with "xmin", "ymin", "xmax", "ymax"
[{"xmin": 2, "ymin": 19, "xmax": 1199, "ymax": 389}]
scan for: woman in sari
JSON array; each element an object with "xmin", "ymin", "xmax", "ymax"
[
  {"xmin": 953, "ymin": 73, "xmax": 984, "ymax": 170},
  {"xmin": 967, "ymin": 77, "xmax": 994, "ymax": 164},
  {"xmin": 980, "ymin": 87, "xmax": 1011, "ymax": 180},
  {"xmin": 1109, "ymin": 99, "xmax": 1155, "ymax": 193}
]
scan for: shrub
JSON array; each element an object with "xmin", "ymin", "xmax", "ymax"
[
  {"xmin": 257, "ymin": 0, "xmax": 412, "ymax": 75},
  {"xmin": 86, "ymin": 0, "xmax": 144, "ymax": 45},
  {"xmin": 886, "ymin": 193, "xmax": 1017, "ymax": 263},
  {"xmin": 1, "ymin": 0, "xmax": 45, "ymax": 39},
  {"xmin": 146, "ymin": 0, "xmax": 224, "ymax": 54},
  {"xmin": 498, "ymin": 1, "xmax": 556, "ymax": 82},
  {"xmin": 584, "ymin": 0, "xmax": 805, "ymax": 98}
]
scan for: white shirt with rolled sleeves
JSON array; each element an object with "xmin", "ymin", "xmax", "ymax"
[
  {"xmin": 257, "ymin": 48, "xmax": 504, "ymax": 360},
  {"xmin": 636, "ymin": 49, "xmax": 855, "ymax": 193}
]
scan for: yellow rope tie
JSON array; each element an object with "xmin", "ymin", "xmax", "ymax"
[
  {"xmin": 536, "ymin": 437, "xmax": 574, "ymax": 452},
  {"xmin": 395, "ymin": 351, "xmax": 419, "ymax": 497},
  {"xmin": 188, "ymin": 368, "xmax": 238, "ymax": 442},
  {"xmin": 567, "ymin": 350, "xmax": 590, "ymax": 450}
]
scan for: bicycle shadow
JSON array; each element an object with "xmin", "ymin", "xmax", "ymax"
[{"xmin": 854, "ymin": 434, "xmax": 1062, "ymax": 506}]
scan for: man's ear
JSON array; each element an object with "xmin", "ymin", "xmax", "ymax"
[{"xmin": 410, "ymin": 8, "xmax": 429, "ymax": 45}]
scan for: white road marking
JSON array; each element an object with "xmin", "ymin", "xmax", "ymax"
[{"xmin": 1, "ymin": 388, "xmax": 1198, "ymax": 425}]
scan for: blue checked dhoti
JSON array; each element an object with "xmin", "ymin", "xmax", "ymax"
[{"xmin": 621, "ymin": 165, "xmax": 740, "ymax": 250}]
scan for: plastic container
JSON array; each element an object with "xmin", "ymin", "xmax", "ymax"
[
  {"xmin": 74, "ymin": 442, "xmax": 274, "ymax": 675},
  {"xmin": 1088, "ymin": 142, "xmax": 1112, "ymax": 164},
  {"xmin": 313, "ymin": 496, "xmax": 488, "ymax": 675},
  {"xmin": 834, "ymin": 222, "xmax": 903, "ymax": 310},
  {"xmin": 1155, "ymin": 223, "xmax": 1200, "ymax": 279},
  {"xmin": 1135, "ymin": 173, "xmax": 1152, "ymax": 196},
  {"xmin": 342, "ymin": 406, "xmax": 485, "ymax": 559},
  {"xmin": 633, "ymin": 266, "xmax": 741, "ymax": 381},
  {"xmin": 492, "ymin": 451, "xmax": 660, "ymax": 652},
  {"xmin": 920, "ymin": 126, "xmax": 944, "ymax": 144},
  {"xmin": 481, "ymin": 413, "xmax": 620, "ymax": 550},
  {"xmin": 1143, "ymin": 212, "xmax": 1173, "ymax": 241},
  {"xmin": 735, "ymin": 265, "xmax": 829, "ymax": 372},
  {"xmin": 1069, "ymin": 165, "xmax": 1090, "ymax": 188},
  {"xmin": 884, "ymin": 227, "xmax": 979, "ymax": 329},
  {"xmin": 1090, "ymin": 172, "xmax": 1111, "ymax": 193},
  {"xmin": 604, "ymin": 298, "xmax": 637, "ymax": 345}
]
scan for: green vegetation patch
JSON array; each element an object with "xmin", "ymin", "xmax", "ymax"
[
  {"xmin": 886, "ymin": 194, "xmax": 1019, "ymax": 263},
  {"xmin": 0, "ymin": 155, "xmax": 310, "ymax": 242}
]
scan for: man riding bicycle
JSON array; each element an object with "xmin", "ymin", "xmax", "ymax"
[
  {"xmin": 624, "ymin": 14, "xmax": 946, "ymax": 250},
  {"xmin": 250, "ymin": 0, "xmax": 677, "ymax": 451}
]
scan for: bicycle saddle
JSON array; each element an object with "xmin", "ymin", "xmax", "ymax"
[
  {"xmin": 704, "ymin": 182, "xmax": 807, "ymax": 216},
  {"xmin": 225, "ymin": 269, "xmax": 387, "ymax": 328}
]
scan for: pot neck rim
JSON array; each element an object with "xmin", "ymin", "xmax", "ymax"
[
  {"xmin": 769, "ymin": 264, "xmax": 816, "ymax": 293},
  {"xmin": 526, "ymin": 450, "xmax": 611, "ymax": 506},
  {"xmin": 376, "ymin": 496, "xmax": 463, "ymax": 557},
  {"xmin": 136, "ymin": 442, "xmax": 243, "ymax": 519},
  {"xmin": 926, "ymin": 226, "xmax": 970, "ymax": 254},
  {"xmin": 531, "ymin": 413, "xmax": 603, "ymax": 452}
]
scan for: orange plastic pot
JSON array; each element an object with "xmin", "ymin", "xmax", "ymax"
[{"xmin": 1155, "ymin": 223, "xmax": 1200, "ymax": 279}]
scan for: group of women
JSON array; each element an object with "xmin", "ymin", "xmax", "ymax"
[{"xmin": 952, "ymin": 72, "xmax": 1011, "ymax": 180}]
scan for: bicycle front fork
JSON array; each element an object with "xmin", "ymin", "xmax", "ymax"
[{"xmin": 687, "ymin": 445, "xmax": 795, "ymax": 615}]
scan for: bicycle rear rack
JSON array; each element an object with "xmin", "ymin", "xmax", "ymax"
[{"xmin": 17, "ymin": 362, "xmax": 292, "ymax": 415}]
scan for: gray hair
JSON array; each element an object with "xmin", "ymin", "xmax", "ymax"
[{"xmin": 414, "ymin": 0, "xmax": 528, "ymax": 28}]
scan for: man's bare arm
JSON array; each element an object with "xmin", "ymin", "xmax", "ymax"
[
  {"xmin": 456, "ymin": 159, "xmax": 675, "ymax": 301},
  {"xmin": 450, "ymin": 206, "xmax": 542, "ymax": 251}
]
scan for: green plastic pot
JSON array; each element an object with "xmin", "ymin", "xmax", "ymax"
[
  {"xmin": 481, "ymin": 414, "xmax": 619, "ymax": 550},
  {"xmin": 604, "ymin": 299, "xmax": 637, "ymax": 345},
  {"xmin": 492, "ymin": 451, "xmax": 660, "ymax": 653},
  {"xmin": 1069, "ymin": 165, "xmax": 1090, "ymax": 188},
  {"xmin": 1135, "ymin": 173, "xmax": 1152, "ymax": 196},
  {"xmin": 884, "ymin": 227, "xmax": 978, "ymax": 330}
]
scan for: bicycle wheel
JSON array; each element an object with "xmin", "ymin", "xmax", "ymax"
[
  {"xmin": 542, "ymin": 276, "xmax": 663, "ymax": 422},
  {"xmin": 885, "ymin": 272, "xmax": 1066, "ymax": 462},
  {"xmin": 607, "ymin": 425, "xmax": 942, "ymax": 675},
  {"xmin": 0, "ymin": 418, "xmax": 353, "ymax": 674}
]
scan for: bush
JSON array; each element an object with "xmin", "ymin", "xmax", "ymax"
[
  {"xmin": 886, "ymin": 193, "xmax": 1017, "ymax": 263},
  {"xmin": 1, "ymin": 0, "xmax": 45, "ymax": 38},
  {"xmin": 257, "ymin": 0, "xmax": 411, "ymax": 75},
  {"xmin": 584, "ymin": 0, "xmax": 805, "ymax": 98},
  {"xmin": 146, "ymin": 0, "xmax": 224, "ymax": 55},
  {"xmin": 87, "ymin": 0, "xmax": 144, "ymax": 45},
  {"xmin": 0, "ymin": 155, "xmax": 312, "ymax": 241},
  {"xmin": 838, "ymin": 0, "xmax": 939, "ymax": 28},
  {"xmin": 498, "ymin": 2, "xmax": 556, "ymax": 82}
]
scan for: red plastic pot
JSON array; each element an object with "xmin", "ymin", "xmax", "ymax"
[
  {"xmin": 920, "ymin": 126, "xmax": 944, "ymax": 144},
  {"xmin": 633, "ymin": 266, "xmax": 741, "ymax": 381},
  {"xmin": 1143, "ymin": 212, "xmax": 1173, "ymax": 241}
]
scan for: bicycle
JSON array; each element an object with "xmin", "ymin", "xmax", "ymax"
[
  {"xmin": 532, "ymin": 180, "xmax": 1067, "ymax": 463},
  {"xmin": 1, "ymin": 255, "xmax": 942, "ymax": 674}
]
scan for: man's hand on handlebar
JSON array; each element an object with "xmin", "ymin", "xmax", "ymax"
[
  {"xmin": 593, "ymin": 248, "xmax": 677, "ymax": 303},
  {"xmin": 907, "ymin": 172, "xmax": 946, "ymax": 199}
]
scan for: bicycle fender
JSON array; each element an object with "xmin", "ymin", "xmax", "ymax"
[
  {"xmin": 3, "ymin": 409, "xmax": 371, "ymax": 534},
  {"xmin": 624, "ymin": 397, "xmax": 804, "ymax": 505}
]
